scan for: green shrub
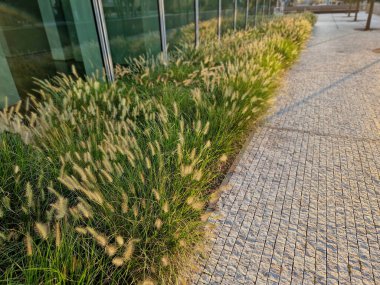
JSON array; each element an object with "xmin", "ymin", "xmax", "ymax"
[{"xmin": 0, "ymin": 13, "xmax": 315, "ymax": 284}]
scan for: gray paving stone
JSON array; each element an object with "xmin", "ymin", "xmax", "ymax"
[{"xmin": 193, "ymin": 13, "xmax": 380, "ymax": 284}]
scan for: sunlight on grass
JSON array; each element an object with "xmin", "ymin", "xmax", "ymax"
[{"xmin": 0, "ymin": 14, "xmax": 315, "ymax": 284}]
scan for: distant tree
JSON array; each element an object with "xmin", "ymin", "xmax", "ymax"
[
  {"xmin": 354, "ymin": 0, "xmax": 360, "ymax": 21},
  {"xmin": 365, "ymin": 0, "xmax": 375, "ymax": 30}
]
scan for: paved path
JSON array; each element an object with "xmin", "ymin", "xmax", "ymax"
[{"xmin": 194, "ymin": 13, "xmax": 380, "ymax": 285}]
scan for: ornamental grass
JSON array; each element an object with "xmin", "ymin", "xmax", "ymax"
[{"xmin": 0, "ymin": 14, "xmax": 315, "ymax": 284}]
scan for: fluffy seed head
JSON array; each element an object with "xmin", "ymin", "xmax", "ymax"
[
  {"xmin": 155, "ymin": 218, "xmax": 163, "ymax": 230},
  {"xmin": 161, "ymin": 255, "xmax": 169, "ymax": 267},
  {"xmin": 173, "ymin": 102, "xmax": 179, "ymax": 117},
  {"xmin": 51, "ymin": 196, "xmax": 68, "ymax": 220},
  {"xmin": 121, "ymin": 192, "xmax": 129, "ymax": 213},
  {"xmin": 100, "ymin": 169, "xmax": 113, "ymax": 183},
  {"xmin": 55, "ymin": 222, "xmax": 61, "ymax": 247},
  {"xmin": 73, "ymin": 163, "xmax": 88, "ymax": 182},
  {"xmin": 35, "ymin": 222, "xmax": 49, "ymax": 240},
  {"xmin": 152, "ymin": 189, "xmax": 160, "ymax": 202},
  {"xmin": 141, "ymin": 279, "xmax": 155, "ymax": 285},
  {"xmin": 145, "ymin": 157, "xmax": 152, "ymax": 169},
  {"xmin": 219, "ymin": 154, "xmax": 228, "ymax": 162},
  {"xmin": 133, "ymin": 204, "xmax": 138, "ymax": 218},
  {"xmin": 177, "ymin": 143, "xmax": 183, "ymax": 162},
  {"xmin": 191, "ymin": 201, "xmax": 204, "ymax": 211},
  {"xmin": 139, "ymin": 172, "xmax": 145, "ymax": 184},
  {"xmin": 116, "ymin": 235, "xmax": 124, "ymax": 246},
  {"xmin": 180, "ymin": 165, "xmax": 193, "ymax": 177},
  {"xmin": 75, "ymin": 227, "xmax": 87, "ymax": 235},
  {"xmin": 76, "ymin": 202, "xmax": 93, "ymax": 219},
  {"xmin": 25, "ymin": 182, "xmax": 34, "ymax": 208},
  {"xmin": 203, "ymin": 121, "xmax": 210, "ymax": 135},
  {"xmin": 162, "ymin": 202, "xmax": 169, "ymax": 213},
  {"xmin": 112, "ymin": 257, "xmax": 124, "ymax": 267},
  {"xmin": 105, "ymin": 244, "xmax": 118, "ymax": 257},
  {"xmin": 25, "ymin": 233, "xmax": 33, "ymax": 256},
  {"xmin": 87, "ymin": 227, "xmax": 108, "ymax": 247},
  {"xmin": 123, "ymin": 239, "xmax": 138, "ymax": 261},
  {"xmin": 192, "ymin": 170, "xmax": 203, "ymax": 181}
]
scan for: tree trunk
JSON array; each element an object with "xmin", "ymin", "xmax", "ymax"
[
  {"xmin": 365, "ymin": 0, "xmax": 375, "ymax": 30},
  {"xmin": 354, "ymin": 0, "xmax": 360, "ymax": 21}
]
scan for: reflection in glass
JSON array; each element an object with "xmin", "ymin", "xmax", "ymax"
[
  {"xmin": 221, "ymin": 0, "xmax": 234, "ymax": 34},
  {"xmin": 0, "ymin": 28, "xmax": 19, "ymax": 107},
  {"xmin": 247, "ymin": 0, "xmax": 261, "ymax": 27},
  {"xmin": 267, "ymin": 0, "xmax": 274, "ymax": 18},
  {"xmin": 165, "ymin": 0, "xmax": 194, "ymax": 50},
  {"xmin": 200, "ymin": 0, "xmax": 218, "ymax": 21},
  {"xmin": 236, "ymin": 0, "xmax": 247, "ymax": 30},
  {"xmin": 199, "ymin": 0, "xmax": 218, "ymax": 41},
  {"xmin": 262, "ymin": 0, "xmax": 267, "ymax": 18},
  {"xmin": 0, "ymin": 0, "xmax": 103, "ymax": 108},
  {"xmin": 102, "ymin": 0, "xmax": 161, "ymax": 65},
  {"xmin": 256, "ymin": 0, "xmax": 272, "ymax": 24}
]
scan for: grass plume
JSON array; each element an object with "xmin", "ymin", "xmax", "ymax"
[{"xmin": 0, "ymin": 13, "xmax": 315, "ymax": 284}]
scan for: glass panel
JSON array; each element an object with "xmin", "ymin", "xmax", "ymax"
[
  {"xmin": 199, "ymin": 0, "xmax": 218, "ymax": 41},
  {"xmin": 200, "ymin": 0, "xmax": 218, "ymax": 21},
  {"xmin": 0, "ymin": 0, "xmax": 103, "ymax": 108},
  {"xmin": 247, "ymin": 0, "xmax": 259, "ymax": 27},
  {"xmin": 236, "ymin": 0, "xmax": 246, "ymax": 29},
  {"xmin": 267, "ymin": 0, "xmax": 274, "ymax": 17},
  {"xmin": 261, "ymin": 0, "xmax": 267, "ymax": 19},
  {"xmin": 165, "ymin": 0, "xmax": 194, "ymax": 49},
  {"xmin": 0, "ymin": 30, "xmax": 19, "ymax": 107},
  {"xmin": 221, "ymin": 0, "xmax": 234, "ymax": 34},
  {"xmin": 102, "ymin": 0, "xmax": 161, "ymax": 65}
]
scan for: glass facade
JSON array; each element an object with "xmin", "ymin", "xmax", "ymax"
[
  {"xmin": 262, "ymin": 0, "xmax": 268, "ymax": 18},
  {"xmin": 221, "ymin": 0, "xmax": 234, "ymax": 34},
  {"xmin": 200, "ymin": 0, "xmax": 218, "ymax": 21},
  {"xmin": 0, "ymin": 0, "xmax": 275, "ymax": 108},
  {"xmin": 236, "ymin": 0, "xmax": 247, "ymax": 30},
  {"xmin": 199, "ymin": 0, "xmax": 218, "ymax": 41},
  {"xmin": 247, "ymin": 0, "xmax": 268, "ymax": 27},
  {"xmin": 247, "ymin": 0, "xmax": 258, "ymax": 27},
  {"xmin": 102, "ymin": 0, "xmax": 161, "ymax": 64},
  {"xmin": 0, "ymin": 0, "xmax": 103, "ymax": 108},
  {"xmin": 165, "ymin": 0, "xmax": 194, "ymax": 49}
]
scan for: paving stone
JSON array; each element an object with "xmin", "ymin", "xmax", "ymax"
[{"xmin": 193, "ymin": 13, "xmax": 380, "ymax": 284}]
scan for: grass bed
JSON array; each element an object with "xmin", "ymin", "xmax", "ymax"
[{"xmin": 0, "ymin": 14, "xmax": 315, "ymax": 284}]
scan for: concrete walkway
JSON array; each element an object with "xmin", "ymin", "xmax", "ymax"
[{"xmin": 194, "ymin": 13, "xmax": 380, "ymax": 285}]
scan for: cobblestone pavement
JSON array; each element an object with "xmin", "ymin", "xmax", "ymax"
[{"xmin": 194, "ymin": 13, "xmax": 380, "ymax": 285}]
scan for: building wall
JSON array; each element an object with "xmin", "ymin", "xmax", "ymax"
[
  {"xmin": 0, "ymin": 0, "xmax": 272, "ymax": 109},
  {"xmin": 0, "ymin": 0, "xmax": 103, "ymax": 108}
]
